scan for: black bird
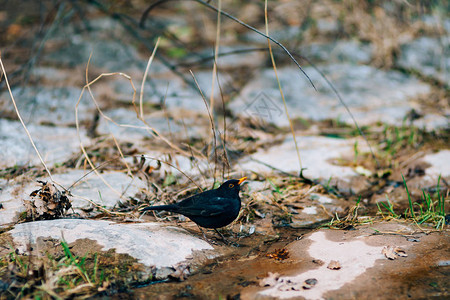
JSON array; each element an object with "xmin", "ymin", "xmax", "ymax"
[{"xmin": 140, "ymin": 177, "xmax": 247, "ymax": 234}]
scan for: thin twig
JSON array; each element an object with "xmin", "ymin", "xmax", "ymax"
[
  {"xmin": 209, "ymin": 0, "xmax": 222, "ymax": 111},
  {"xmin": 139, "ymin": 37, "xmax": 161, "ymax": 119},
  {"xmin": 264, "ymin": 0, "xmax": 303, "ymax": 175},
  {"xmin": 75, "ymin": 55, "xmax": 128, "ymax": 198},
  {"xmin": 139, "ymin": 155, "xmax": 202, "ymax": 190},
  {"xmin": 213, "ymin": 59, "xmax": 231, "ymax": 180},
  {"xmin": 189, "ymin": 70, "xmax": 218, "ymax": 184},
  {"xmin": 0, "ymin": 56, "xmax": 55, "ymax": 183}
]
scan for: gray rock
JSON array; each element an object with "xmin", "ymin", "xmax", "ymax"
[
  {"xmin": 239, "ymin": 136, "xmax": 370, "ymax": 194},
  {"xmin": 49, "ymin": 170, "xmax": 147, "ymax": 210},
  {"xmin": 42, "ymin": 18, "xmax": 152, "ymax": 73},
  {"xmin": 422, "ymin": 150, "xmax": 450, "ymax": 184},
  {"xmin": 96, "ymin": 107, "xmax": 210, "ymax": 144},
  {"xmin": 300, "ymin": 40, "xmax": 373, "ymax": 64},
  {"xmin": 0, "ymin": 119, "xmax": 89, "ymax": 168},
  {"xmin": 46, "ymin": 39, "xmax": 145, "ymax": 72},
  {"xmin": 231, "ymin": 64, "xmax": 431, "ymax": 127},
  {"xmin": 31, "ymin": 67, "xmax": 76, "ymax": 84},
  {"xmin": 200, "ymin": 45, "xmax": 266, "ymax": 68},
  {"xmin": 398, "ymin": 37, "xmax": 449, "ymax": 85},
  {"xmin": 242, "ymin": 26, "xmax": 303, "ymax": 44},
  {"xmin": 420, "ymin": 15, "xmax": 450, "ymax": 33},
  {"xmin": 0, "ymin": 170, "xmax": 146, "ymax": 226},
  {"xmin": 0, "ymin": 86, "xmax": 93, "ymax": 126},
  {"xmin": 97, "ymin": 108, "xmax": 182, "ymax": 141},
  {"xmin": 0, "ymin": 179, "xmax": 28, "ymax": 226},
  {"xmin": 111, "ymin": 70, "xmax": 233, "ymax": 112},
  {"xmin": 412, "ymin": 114, "xmax": 449, "ymax": 132},
  {"xmin": 9, "ymin": 219, "xmax": 213, "ymax": 273}
]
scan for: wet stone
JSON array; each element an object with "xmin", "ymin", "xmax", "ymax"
[
  {"xmin": 231, "ymin": 64, "xmax": 431, "ymax": 127},
  {"xmin": 244, "ymin": 222, "xmax": 449, "ymax": 300},
  {"xmin": 256, "ymin": 230, "xmax": 387, "ymax": 299},
  {"xmin": 8, "ymin": 219, "xmax": 214, "ymax": 279}
]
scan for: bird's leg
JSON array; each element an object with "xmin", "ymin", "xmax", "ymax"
[
  {"xmin": 197, "ymin": 225, "xmax": 217, "ymax": 245},
  {"xmin": 214, "ymin": 229, "xmax": 230, "ymax": 245},
  {"xmin": 197, "ymin": 225, "xmax": 208, "ymax": 241}
]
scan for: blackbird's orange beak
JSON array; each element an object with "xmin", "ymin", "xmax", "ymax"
[{"xmin": 238, "ymin": 177, "xmax": 247, "ymax": 185}]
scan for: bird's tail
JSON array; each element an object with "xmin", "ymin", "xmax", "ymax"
[{"xmin": 140, "ymin": 204, "xmax": 178, "ymax": 212}]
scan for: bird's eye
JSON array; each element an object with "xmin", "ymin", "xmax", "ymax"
[{"xmin": 229, "ymin": 183, "xmax": 234, "ymax": 188}]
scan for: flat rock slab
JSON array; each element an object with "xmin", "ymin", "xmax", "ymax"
[
  {"xmin": 244, "ymin": 181, "xmax": 350, "ymax": 228},
  {"xmin": 300, "ymin": 40, "xmax": 373, "ymax": 64},
  {"xmin": 231, "ymin": 64, "xmax": 431, "ymax": 127},
  {"xmin": 97, "ymin": 108, "xmax": 209, "ymax": 142},
  {"xmin": 243, "ymin": 222, "xmax": 449, "ymax": 299},
  {"xmin": 0, "ymin": 179, "xmax": 27, "ymax": 226},
  {"xmin": 422, "ymin": 150, "xmax": 450, "ymax": 180},
  {"xmin": 0, "ymin": 119, "xmax": 88, "ymax": 168},
  {"xmin": 398, "ymin": 37, "xmax": 449, "ymax": 85},
  {"xmin": 49, "ymin": 170, "xmax": 146, "ymax": 209},
  {"xmin": 239, "ymin": 136, "xmax": 370, "ymax": 194},
  {"xmin": 401, "ymin": 149, "xmax": 450, "ymax": 193},
  {"xmin": 0, "ymin": 171, "xmax": 145, "ymax": 226},
  {"xmin": 0, "ymin": 86, "xmax": 93, "ymax": 126},
  {"xmin": 9, "ymin": 219, "xmax": 213, "ymax": 276},
  {"xmin": 112, "ymin": 69, "xmax": 234, "ymax": 111},
  {"xmin": 42, "ymin": 18, "xmax": 149, "ymax": 74}
]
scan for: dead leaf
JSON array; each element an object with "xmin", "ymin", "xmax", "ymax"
[
  {"xmin": 394, "ymin": 247, "xmax": 408, "ymax": 257},
  {"xmin": 382, "ymin": 246, "xmax": 408, "ymax": 260},
  {"xmin": 266, "ymin": 248, "xmax": 290, "ymax": 261},
  {"xmin": 24, "ymin": 181, "xmax": 72, "ymax": 221},
  {"xmin": 382, "ymin": 246, "xmax": 397, "ymax": 260},
  {"xmin": 327, "ymin": 260, "xmax": 341, "ymax": 270}
]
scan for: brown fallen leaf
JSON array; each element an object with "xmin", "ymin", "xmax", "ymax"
[
  {"xmin": 24, "ymin": 181, "xmax": 71, "ymax": 221},
  {"xmin": 382, "ymin": 246, "xmax": 397, "ymax": 260},
  {"xmin": 266, "ymin": 248, "xmax": 290, "ymax": 261},
  {"xmin": 327, "ymin": 260, "xmax": 341, "ymax": 270},
  {"xmin": 382, "ymin": 246, "xmax": 408, "ymax": 260},
  {"xmin": 394, "ymin": 247, "xmax": 408, "ymax": 257}
]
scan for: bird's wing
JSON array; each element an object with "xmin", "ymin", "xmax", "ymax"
[{"xmin": 177, "ymin": 196, "xmax": 234, "ymax": 217}]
